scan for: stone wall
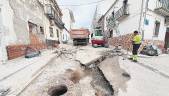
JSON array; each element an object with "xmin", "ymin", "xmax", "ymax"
[{"xmin": 109, "ymin": 33, "xmax": 165, "ymax": 52}]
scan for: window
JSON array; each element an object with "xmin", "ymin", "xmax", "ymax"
[
  {"xmin": 95, "ymin": 29, "xmax": 103, "ymax": 36},
  {"xmin": 49, "ymin": 27, "xmax": 54, "ymax": 37},
  {"xmin": 109, "ymin": 30, "xmax": 113, "ymax": 38},
  {"xmin": 166, "ymin": 27, "xmax": 169, "ymax": 32},
  {"xmin": 40, "ymin": 27, "xmax": 44, "ymax": 34},
  {"xmin": 154, "ymin": 21, "xmax": 160, "ymax": 37},
  {"xmin": 56, "ymin": 29, "xmax": 59, "ymax": 38},
  {"xmin": 28, "ymin": 22, "xmax": 38, "ymax": 33},
  {"xmin": 62, "ymin": 34, "xmax": 65, "ymax": 40}
]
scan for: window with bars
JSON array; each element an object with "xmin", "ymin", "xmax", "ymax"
[
  {"xmin": 56, "ymin": 29, "xmax": 59, "ymax": 38},
  {"xmin": 49, "ymin": 27, "xmax": 54, "ymax": 37},
  {"xmin": 154, "ymin": 21, "xmax": 160, "ymax": 37}
]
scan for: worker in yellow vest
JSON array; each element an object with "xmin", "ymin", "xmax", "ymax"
[{"xmin": 130, "ymin": 31, "xmax": 142, "ymax": 62}]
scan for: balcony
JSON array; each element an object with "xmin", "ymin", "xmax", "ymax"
[
  {"xmin": 45, "ymin": 4, "xmax": 64, "ymax": 29},
  {"xmin": 54, "ymin": 15, "xmax": 65, "ymax": 29},
  {"xmin": 114, "ymin": 4, "xmax": 129, "ymax": 21},
  {"xmin": 45, "ymin": 4, "xmax": 55, "ymax": 19},
  {"xmin": 106, "ymin": 4, "xmax": 129, "ymax": 29},
  {"xmin": 107, "ymin": 16, "xmax": 116, "ymax": 30},
  {"xmin": 154, "ymin": 0, "xmax": 169, "ymax": 16}
]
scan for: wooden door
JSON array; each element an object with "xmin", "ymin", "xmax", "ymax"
[{"xmin": 164, "ymin": 32, "xmax": 169, "ymax": 49}]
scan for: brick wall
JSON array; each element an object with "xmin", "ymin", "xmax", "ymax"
[
  {"xmin": 6, "ymin": 43, "xmax": 47, "ymax": 60},
  {"xmin": 6, "ymin": 33, "xmax": 61, "ymax": 60},
  {"xmin": 109, "ymin": 33, "xmax": 165, "ymax": 52},
  {"xmin": 7, "ymin": 45, "xmax": 27, "ymax": 60},
  {"xmin": 109, "ymin": 34, "xmax": 133, "ymax": 50},
  {"xmin": 6, "ymin": 33, "xmax": 47, "ymax": 60}
]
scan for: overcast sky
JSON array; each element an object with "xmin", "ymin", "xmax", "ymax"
[{"xmin": 57, "ymin": 0, "xmax": 115, "ymax": 29}]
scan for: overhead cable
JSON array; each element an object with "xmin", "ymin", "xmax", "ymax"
[{"xmin": 59, "ymin": 0, "xmax": 106, "ymax": 6}]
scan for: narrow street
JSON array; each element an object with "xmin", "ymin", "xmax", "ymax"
[
  {"xmin": 1, "ymin": 0, "xmax": 169, "ymax": 96},
  {"xmin": 119, "ymin": 56, "xmax": 169, "ymax": 96},
  {"xmin": 0, "ymin": 44, "xmax": 169, "ymax": 96}
]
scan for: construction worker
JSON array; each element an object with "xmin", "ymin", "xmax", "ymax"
[{"xmin": 130, "ymin": 31, "xmax": 142, "ymax": 62}]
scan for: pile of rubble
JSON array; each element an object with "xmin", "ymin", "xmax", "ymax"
[{"xmin": 0, "ymin": 87, "xmax": 10, "ymax": 96}]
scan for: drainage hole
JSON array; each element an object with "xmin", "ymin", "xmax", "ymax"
[{"xmin": 48, "ymin": 85, "xmax": 68, "ymax": 96}]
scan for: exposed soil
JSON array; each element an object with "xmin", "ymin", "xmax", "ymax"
[{"xmin": 19, "ymin": 48, "xmax": 130, "ymax": 96}]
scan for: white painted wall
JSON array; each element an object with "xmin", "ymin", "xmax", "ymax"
[
  {"xmin": 61, "ymin": 9, "xmax": 75, "ymax": 43},
  {"xmin": 104, "ymin": 0, "xmax": 167, "ymax": 41},
  {"xmin": 104, "ymin": 0, "xmax": 142, "ymax": 35},
  {"xmin": 144, "ymin": 11, "xmax": 167, "ymax": 41},
  {"xmin": 62, "ymin": 9, "xmax": 73, "ymax": 30},
  {"xmin": 43, "ymin": 0, "xmax": 63, "ymax": 42},
  {"xmin": 0, "ymin": 6, "xmax": 7, "ymax": 63},
  {"xmin": 44, "ymin": 18, "xmax": 61, "ymax": 41},
  {"xmin": 0, "ymin": 0, "xmax": 15, "ymax": 62},
  {"xmin": 62, "ymin": 9, "xmax": 70, "ymax": 43},
  {"xmin": 0, "ymin": 0, "xmax": 63, "ymax": 61},
  {"xmin": 142, "ymin": 0, "xmax": 168, "ymax": 41},
  {"xmin": 0, "ymin": 0, "xmax": 16, "ymax": 45}
]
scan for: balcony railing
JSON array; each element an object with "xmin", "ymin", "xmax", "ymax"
[
  {"xmin": 155, "ymin": 0, "xmax": 169, "ymax": 16},
  {"xmin": 45, "ymin": 4, "xmax": 55, "ymax": 19},
  {"xmin": 106, "ymin": 4, "xmax": 129, "ymax": 29},
  {"xmin": 114, "ymin": 4, "xmax": 129, "ymax": 20},
  {"xmin": 107, "ymin": 16, "xmax": 116, "ymax": 30},
  {"xmin": 54, "ymin": 15, "xmax": 64, "ymax": 29},
  {"xmin": 45, "ymin": 4, "xmax": 64, "ymax": 29}
]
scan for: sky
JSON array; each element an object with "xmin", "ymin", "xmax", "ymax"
[{"xmin": 57, "ymin": 0, "xmax": 115, "ymax": 29}]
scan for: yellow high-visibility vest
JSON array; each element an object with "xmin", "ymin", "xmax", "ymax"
[{"xmin": 133, "ymin": 35, "xmax": 142, "ymax": 44}]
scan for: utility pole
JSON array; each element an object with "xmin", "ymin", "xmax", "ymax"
[
  {"xmin": 138, "ymin": 0, "xmax": 149, "ymax": 40},
  {"xmin": 142, "ymin": 0, "xmax": 149, "ymax": 40},
  {"xmin": 138, "ymin": 0, "xmax": 145, "ymax": 34}
]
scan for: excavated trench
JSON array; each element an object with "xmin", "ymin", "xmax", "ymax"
[
  {"xmin": 72, "ymin": 50, "xmax": 130, "ymax": 96},
  {"xmin": 19, "ymin": 48, "xmax": 130, "ymax": 96},
  {"xmin": 75, "ymin": 55, "xmax": 115, "ymax": 96},
  {"xmin": 90, "ymin": 66, "xmax": 114, "ymax": 96},
  {"xmin": 46, "ymin": 55, "xmax": 115, "ymax": 96}
]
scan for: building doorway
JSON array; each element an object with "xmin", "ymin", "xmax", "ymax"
[
  {"xmin": 109, "ymin": 30, "xmax": 113, "ymax": 38},
  {"xmin": 28, "ymin": 22, "xmax": 40, "ymax": 45},
  {"xmin": 164, "ymin": 28, "xmax": 169, "ymax": 49},
  {"xmin": 28, "ymin": 22, "xmax": 38, "ymax": 34}
]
